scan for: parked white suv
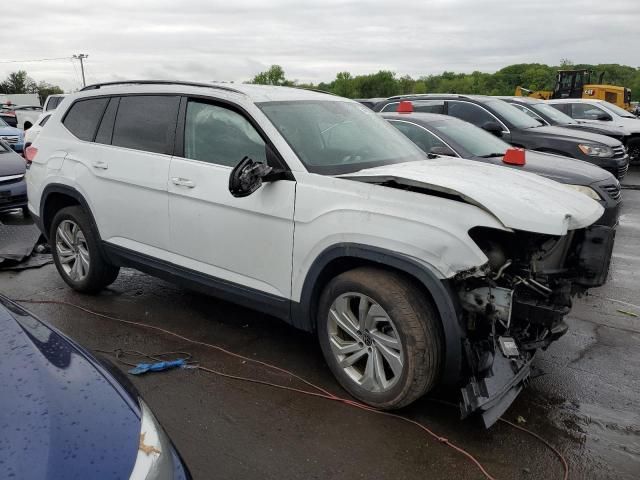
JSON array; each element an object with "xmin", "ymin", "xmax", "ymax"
[
  {"xmin": 26, "ymin": 81, "xmax": 612, "ymax": 427},
  {"xmin": 547, "ymin": 98, "xmax": 640, "ymax": 162}
]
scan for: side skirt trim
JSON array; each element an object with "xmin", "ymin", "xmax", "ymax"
[{"xmin": 102, "ymin": 242, "xmax": 292, "ymax": 321}]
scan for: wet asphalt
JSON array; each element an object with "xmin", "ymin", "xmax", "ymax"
[{"xmin": 1, "ymin": 189, "xmax": 639, "ymax": 480}]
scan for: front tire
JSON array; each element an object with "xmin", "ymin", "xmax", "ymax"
[
  {"xmin": 317, "ymin": 267, "xmax": 443, "ymax": 409},
  {"xmin": 50, "ymin": 206, "xmax": 119, "ymax": 293}
]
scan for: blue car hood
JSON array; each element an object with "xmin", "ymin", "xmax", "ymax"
[{"xmin": 0, "ymin": 298, "xmax": 140, "ymax": 480}]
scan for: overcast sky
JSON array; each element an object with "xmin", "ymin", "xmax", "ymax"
[{"xmin": 1, "ymin": 0, "xmax": 638, "ymax": 91}]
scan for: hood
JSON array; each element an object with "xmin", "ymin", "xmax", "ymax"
[
  {"xmin": 478, "ymin": 150, "xmax": 613, "ymax": 185},
  {"xmin": 612, "ymin": 116, "xmax": 640, "ymax": 133},
  {"xmin": 528, "ymin": 125, "xmax": 621, "ymax": 147},
  {"xmin": 342, "ymin": 158, "xmax": 603, "ymax": 236},
  {"xmin": 0, "ymin": 298, "xmax": 139, "ymax": 480},
  {"xmin": 563, "ymin": 122, "xmax": 629, "ymax": 138},
  {"xmin": 0, "ymin": 146, "xmax": 27, "ymax": 175}
]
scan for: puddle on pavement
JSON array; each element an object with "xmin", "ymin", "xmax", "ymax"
[{"xmin": 548, "ymin": 400, "xmax": 640, "ymax": 477}]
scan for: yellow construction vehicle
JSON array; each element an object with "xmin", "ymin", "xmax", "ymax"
[{"xmin": 516, "ymin": 69, "xmax": 632, "ymax": 111}]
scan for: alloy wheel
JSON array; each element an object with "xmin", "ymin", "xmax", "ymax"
[
  {"xmin": 55, "ymin": 220, "xmax": 90, "ymax": 282},
  {"xmin": 327, "ymin": 292, "xmax": 404, "ymax": 392}
]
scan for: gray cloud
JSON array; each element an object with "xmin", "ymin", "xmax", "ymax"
[{"xmin": 1, "ymin": 0, "xmax": 638, "ymax": 92}]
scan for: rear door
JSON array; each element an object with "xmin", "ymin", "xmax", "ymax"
[
  {"xmin": 63, "ymin": 94, "xmax": 179, "ymax": 254},
  {"xmin": 167, "ymin": 97, "xmax": 296, "ymax": 302}
]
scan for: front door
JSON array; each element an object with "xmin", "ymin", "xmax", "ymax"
[{"xmin": 168, "ymin": 98, "xmax": 296, "ymax": 302}]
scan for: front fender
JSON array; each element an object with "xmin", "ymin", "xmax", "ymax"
[{"xmin": 291, "ymin": 243, "xmax": 465, "ymax": 385}]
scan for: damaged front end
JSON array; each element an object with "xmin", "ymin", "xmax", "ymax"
[{"xmin": 455, "ymin": 225, "xmax": 615, "ymax": 427}]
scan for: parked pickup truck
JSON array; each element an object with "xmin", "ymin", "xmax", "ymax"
[{"xmin": 0, "ymin": 105, "xmax": 43, "ymax": 130}]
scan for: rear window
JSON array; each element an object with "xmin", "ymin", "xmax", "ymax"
[
  {"xmin": 46, "ymin": 96, "xmax": 63, "ymax": 111},
  {"xmin": 111, "ymin": 96, "xmax": 180, "ymax": 155},
  {"xmin": 63, "ymin": 98, "xmax": 109, "ymax": 141}
]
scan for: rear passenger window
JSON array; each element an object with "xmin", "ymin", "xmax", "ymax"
[
  {"xmin": 184, "ymin": 101, "xmax": 267, "ymax": 167},
  {"xmin": 63, "ymin": 98, "xmax": 109, "ymax": 141},
  {"xmin": 111, "ymin": 96, "xmax": 180, "ymax": 155},
  {"xmin": 412, "ymin": 101, "xmax": 445, "ymax": 114}
]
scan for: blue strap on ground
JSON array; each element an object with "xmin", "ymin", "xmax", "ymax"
[{"xmin": 129, "ymin": 359, "xmax": 187, "ymax": 375}]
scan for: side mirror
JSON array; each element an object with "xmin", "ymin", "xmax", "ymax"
[
  {"xmin": 429, "ymin": 145, "xmax": 456, "ymax": 158},
  {"xmin": 229, "ymin": 156, "xmax": 287, "ymax": 198},
  {"xmin": 595, "ymin": 112, "xmax": 612, "ymax": 121},
  {"xmin": 481, "ymin": 121, "xmax": 504, "ymax": 137}
]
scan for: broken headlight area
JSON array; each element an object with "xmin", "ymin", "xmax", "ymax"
[{"xmin": 453, "ymin": 225, "xmax": 614, "ymax": 427}]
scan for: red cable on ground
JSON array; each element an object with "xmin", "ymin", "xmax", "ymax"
[{"xmin": 13, "ymin": 298, "xmax": 569, "ymax": 480}]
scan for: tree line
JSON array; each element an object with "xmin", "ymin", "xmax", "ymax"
[
  {"xmin": 0, "ymin": 71, "xmax": 64, "ymax": 104},
  {"xmin": 249, "ymin": 62, "xmax": 640, "ymax": 101}
]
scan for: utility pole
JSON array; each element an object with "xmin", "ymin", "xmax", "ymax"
[{"xmin": 72, "ymin": 54, "xmax": 88, "ymax": 87}]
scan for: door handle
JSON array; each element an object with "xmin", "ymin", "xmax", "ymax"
[
  {"xmin": 171, "ymin": 177, "xmax": 196, "ymax": 188},
  {"xmin": 92, "ymin": 161, "xmax": 109, "ymax": 170}
]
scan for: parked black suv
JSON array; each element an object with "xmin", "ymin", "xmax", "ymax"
[
  {"xmin": 496, "ymin": 96, "xmax": 630, "ymax": 142},
  {"xmin": 373, "ymin": 95, "xmax": 629, "ymax": 179},
  {"xmin": 381, "ymin": 111, "xmax": 621, "ymax": 228}
]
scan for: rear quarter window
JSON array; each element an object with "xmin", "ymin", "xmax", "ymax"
[{"xmin": 62, "ymin": 98, "xmax": 109, "ymax": 141}]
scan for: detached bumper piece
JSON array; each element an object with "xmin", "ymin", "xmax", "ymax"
[
  {"xmin": 460, "ymin": 348, "xmax": 533, "ymax": 428},
  {"xmin": 574, "ymin": 225, "xmax": 616, "ymax": 287}
]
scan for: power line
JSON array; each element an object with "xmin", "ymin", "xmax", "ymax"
[{"xmin": 0, "ymin": 57, "xmax": 71, "ymax": 64}]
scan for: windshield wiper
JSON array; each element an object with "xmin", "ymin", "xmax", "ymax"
[{"xmin": 479, "ymin": 153, "xmax": 505, "ymax": 158}]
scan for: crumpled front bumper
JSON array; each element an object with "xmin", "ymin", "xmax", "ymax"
[{"xmin": 460, "ymin": 351, "xmax": 534, "ymax": 428}]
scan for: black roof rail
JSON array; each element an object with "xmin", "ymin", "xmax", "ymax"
[
  {"xmin": 80, "ymin": 80, "xmax": 245, "ymax": 95},
  {"xmin": 386, "ymin": 93, "xmax": 470, "ymax": 101}
]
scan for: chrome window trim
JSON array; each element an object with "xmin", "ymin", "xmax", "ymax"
[{"xmin": 386, "ymin": 119, "xmax": 461, "ymax": 157}]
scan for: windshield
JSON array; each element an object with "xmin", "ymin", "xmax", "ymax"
[
  {"xmin": 486, "ymin": 100, "xmax": 541, "ymax": 129},
  {"xmin": 0, "ymin": 117, "xmax": 8, "ymax": 127},
  {"xmin": 258, "ymin": 100, "xmax": 425, "ymax": 174},
  {"xmin": 601, "ymin": 101, "xmax": 636, "ymax": 118},
  {"xmin": 531, "ymin": 103, "xmax": 577, "ymax": 124},
  {"xmin": 430, "ymin": 118, "xmax": 510, "ymax": 157}
]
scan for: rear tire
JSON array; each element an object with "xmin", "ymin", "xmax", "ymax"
[
  {"xmin": 317, "ymin": 267, "xmax": 442, "ymax": 409},
  {"xmin": 50, "ymin": 206, "xmax": 119, "ymax": 293}
]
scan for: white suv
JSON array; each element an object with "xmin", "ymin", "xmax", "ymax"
[
  {"xmin": 547, "ymin": 98, "xmax": 640, "ymax": 162},
  {"xmin": 26, "ymin": 81, "xmax": 611, "ymax": 427}
]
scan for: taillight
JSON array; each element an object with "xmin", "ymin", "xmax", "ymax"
[
  {"xmin": 24, "ymin": 145, "xmax": 38, "ymax": 166},
  {"xmin": 503, "ymin": 147, "xmax": 526, "ymax": 166}
]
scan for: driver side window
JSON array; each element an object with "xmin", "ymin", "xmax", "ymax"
[
  {"xmin": 390, "ymin": 121, "xmax": 448, "ymax": 154},
  {"xmin": 570, "ymin": 103, "xmax": 608, "ymax": 120},
  {"xmin": 184, "ymin": 101, "xmax": 267, "ymax": 167},
  {"xmin": 447, "ymin": 101, "xmax": 495, "ymax": 127}
]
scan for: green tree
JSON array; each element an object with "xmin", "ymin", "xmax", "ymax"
[
  {"xmin": 0, "ymin": 70, "xmax": 38, "ymax": 94},
  {"xmin": 36, "ymin": 82, "xmax": 64, "ymax": 104},
  {"xmin": 249, "ymin": 65, "xmax": 294, "ymax": 86}
]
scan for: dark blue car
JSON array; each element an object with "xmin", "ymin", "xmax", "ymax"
[{"xmin": 0, "ymin": 296, "xmax": 191, "ymax": 480}]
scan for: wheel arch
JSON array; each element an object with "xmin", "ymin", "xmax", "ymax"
[
  {"xmin": 40, "ymin": 184, "xmax": 101, "ymax": 242},
  {"xmin": 292, "ymin": 243, "xmax": 464, "ymax": 384}
]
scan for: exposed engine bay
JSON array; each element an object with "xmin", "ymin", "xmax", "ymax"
[{"xmin": 455, "ymin": 226, "xmax": 615, "ymax": 427}]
